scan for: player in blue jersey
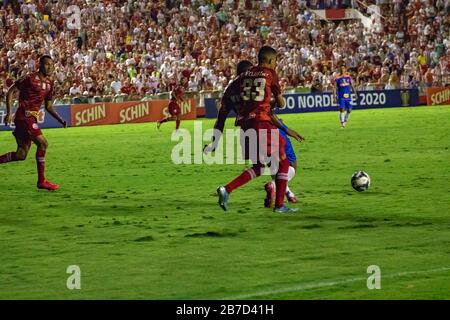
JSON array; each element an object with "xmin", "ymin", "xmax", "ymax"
[{"xmin": 333, "ymin": 66, "xmax": 357, "ymax": 128}]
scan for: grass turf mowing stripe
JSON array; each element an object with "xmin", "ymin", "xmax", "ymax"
[{"xmin": 223, "ymin": 267, "xmax": 450, "ymax": 299}]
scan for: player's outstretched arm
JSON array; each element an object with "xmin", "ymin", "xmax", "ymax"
[
  {"xmin": 270, "ymin": 112, "xmax": 305, "ymax": 143},
  {"xmin": 333, "ymin": 84, "xmax": 338, "ymax": 101},
  {"xmin": 351, "ymin": 83, "xmax": 358, "ymax": 97},
  {"xmin": 204, "ymin": 103, "xmax": 229, "ymax": 154},
  {"xmin": 44, "ymin": 99, "xmax": 67, "ymax": 128},
  {"xmin": 5, "ymin": 84, "xmax": 18, "ymax": 126},
  {"xmin": 275, "ymin": 93, "xmax": 285, "ymax": 109},
  {"xmin": 213, "ymin": 103, "xmax": 229, "ymax": 134},
  {"xmin": 269, "ymin": 111, "xmax": 284, "ymax": 129},
  {"xmin": 285, "ymin": 127, "xmax": 305, "ymax": 143}
]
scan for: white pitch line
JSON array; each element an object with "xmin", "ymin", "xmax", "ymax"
[{"xmin": 222, "ymin": 267, "xmax": 450, "ymax": 300}]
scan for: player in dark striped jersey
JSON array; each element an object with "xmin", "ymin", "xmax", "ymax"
[{"xmin": 203, "ymin": 60, "xmax": 253, "ymax": 154}]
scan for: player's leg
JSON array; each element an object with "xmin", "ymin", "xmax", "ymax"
[
  {"xmin": 345, "ymin": 108, "xmax": 351, "ymax": 124},
  {"xmin": 286, "ymin": 161, "xmax": 297, "ymax": 203},
  {"xmin": 33, "ymin": 134, "xmax": 49, "ymax": 184},
  {"xmin": 344, "ymin": 102, "xmax": 352, "ymax": 124},
  {"xmin": 223, "ymin": 126, "xmax": 264, "ymax": 194},
  {"xmin": 32, "ymin": 134, "xmax": 59, "ymax": 190},
  {"xmin": 157, "ymin": 117, "xmax": 168, "ymax": 129},
  {"xmin": 282, "ymin": 136, "xmax": 297, "ymax": 203},
  {"xmin": 0, "ymin": 144, "xmax": 30, "ymax": 163},
  {"xmin": 339, "ymin": 105, "xmax": 346, "ymax": 127},
  {"xmin": 224, "ymin": 162, "xmax": 264, "ymax": 194},
  {"xmin": 264, "ymin": 137, "xmax": 297, "ymax": 207},
  {"xmin": 274, "ymin": 156, "xmax": 294, "ymax": 211},
  {"xmin": 157, "ymin": 115, "xmax": 174, "ymax": 129},
  {"xmin": 1, "ymin": 124, "xmax": 32, "ymax": 163},
  {"xmin": 273, "ymin": 131, "xmax": 298, "ymax": 212},
  {"xmin": 0, "ymin": 151, "xmax": 18, "ymax": 164},
  {"xmin": 175, "ymin": 114, "xmax": 181, "ymax": 130},
  {"xmin": 218, "ymin": 162, "xmax": 264, "ymax": 211},
  {"xmin": 218, "ymin": 125, "xmax": 264, "ymax": 210},
  {"xmin": 264, "ymin": 178, "xmax": 276, "ymax": 208}
]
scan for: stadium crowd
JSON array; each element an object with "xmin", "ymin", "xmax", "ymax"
[{"xmin": 0, "ymin": 0, "xmax": 449, "ymax": 103}]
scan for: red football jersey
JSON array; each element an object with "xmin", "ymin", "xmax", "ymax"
[
  {"xmin": 168, "ymin": 99, "xmax": 181, "ymax": 116},
  {"xmin": 14, "ymin": 72, "xmax": 53, "ymax": 121},
  {"xmin": 238, "ymin": 66, "xmax": 281, "ymax": 123}
]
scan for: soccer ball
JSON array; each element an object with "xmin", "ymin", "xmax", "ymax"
[{"xmin": 351, "ymin": 171, "xmax": 371, "ymax": 192}]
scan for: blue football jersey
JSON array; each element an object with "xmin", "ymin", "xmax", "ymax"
[
  {"xmin": 335, "ymin": 76, "xmax": 352, "ymax": 101},
  {"xmin": 279, "ymin": 124, "xmax": 297, "ymax": 164}
]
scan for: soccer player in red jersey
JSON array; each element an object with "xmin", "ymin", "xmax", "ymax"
[
  {"xmin": 216, "ymin": 46, "xmax": 302, "ymax": 213},
  {"xmin": 204, "ymin": 60, "xmax": 304, "ymax": 208},
  {"xmin": 0, "ymin": 55, "xmax": 67, "ymax": 191},
  {"xmin": 157, "ymin": 86, "xmax": 184, "ymax": 131}
]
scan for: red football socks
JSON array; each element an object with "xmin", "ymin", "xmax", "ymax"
[
  {"xmin": 36, "ymin": 149, "xmax": 46, "ymax": 183},
  {"xmin": 0, "ymin": 152, "xmax": 17, "ymax": 164},
  {"xmin": 225, "ymin": 164, "xmax": 263, "ymax": 193},
  {"xmin": 275, "ymin": 158, "xmax": 290, "ymax": 208},
  {"xmin": 176, "ymin": 119, "xmax": 180, "ymax": 130}
]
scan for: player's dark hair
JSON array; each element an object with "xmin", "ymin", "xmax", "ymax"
[
  {"xmin": 258, "ymin": 46, "xmax": 277, "ymax": 64},
  {"xmin": 236, "ymin": 60, "xmax": 252, "ymax": 75},
  {"xmin": 39, "ymin": 55, "xmax": 52, "ymax": 64}
]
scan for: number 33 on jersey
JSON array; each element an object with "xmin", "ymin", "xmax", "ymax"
[{"xmin": 238, "ymin": 66, "xmax": 282, "ymax": 123}]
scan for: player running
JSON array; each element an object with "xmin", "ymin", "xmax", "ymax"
[
  {"xmin": 333, "ymin": 66, "xmax": 357, "ymax": 128},
  {"xmin": 0, "ymin": 55, "xmax": 67, "ymax": 191},
  {"xmin": 157, "ymin": 86, "xmax": 185, "ymax": 131},
  {"xmin": 215, "ymin": 46, "xmax": 303, "ymax": 213}
]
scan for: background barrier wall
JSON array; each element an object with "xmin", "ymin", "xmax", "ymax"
[
  {"xmin": 426, "ymin": 87, "xmax": 450, "ymax": 106},
  {"xmin": 204, "ymin": 89, "xmax": 420, "ymax": 118},
  {"xmin": 276, "ymin": 89, "xmax": 419, "ymax": 114},
  {"xmin": 0, "ymin": 100, "xmax": 197, "ymax": 130},
  {"xmin": 0, "ymin": 89, "xmax": 424, "ymax": 129},
  {"xmin": 70, "ymin": 99, "xmax": 197, "ymax": 127}
]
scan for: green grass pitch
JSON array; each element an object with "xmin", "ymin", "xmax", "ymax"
[{"xmin": 0, "ymin": 105, "xmax": 449, "ymax": 299}]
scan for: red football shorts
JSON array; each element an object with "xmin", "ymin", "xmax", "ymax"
[
  {"xmin": 240, "ymin": 120, "xmax": 286, "ymax": 163},
  {"xmin": 169, "ymin": 105, "xmax": 180, "ymax": 117},
  {"xmin": 13, "ymin": 117, "xmax": 43, "ymax": 147}
]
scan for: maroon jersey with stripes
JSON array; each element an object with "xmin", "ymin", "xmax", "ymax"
[
  {"xmin": 220, "ymin": 76, "xmax": 244, "ymax": 126},
  {"xmin": 14, "ymin": 72, "xmax": 53, "ymax": 121}
]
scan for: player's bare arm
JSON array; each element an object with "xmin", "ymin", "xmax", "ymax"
[
  {"xmin": 204, "ymin": 104, "xmax": 229, "ymax": 154},
  {"xmin": 351, "ymin": 83, "xmax": 358, "ymax": 96},
  {"xmin": 333, "ymin": 81, "xmax": 339, "ymax": 101},
  {"xmin": 270, "ymin": 99, "xmax": 277, "ymax": 109},
  {"xmin": 44, "ymin": 99, "xmax": 67, "ymax": 128},
  {"xmin": 213, "ymin": 103, "xmax": 229, "ymax": 134},
  {"xmin": 5, "ymin": 84, "xmax": 18, "ymax": 125},
  {"xmin": 286, "ymin": 127, "xmax": 305, "ymax": 142},
  {"xmin": 269, "ymin": 111, "xmax": 284, "ymax": 129},
  {"xmin": 274, "ymin": 93, "xmax": 285, "ymax": 109},
  {"xmin": 270, "ymin": 112, "xmax": 304, "ymax": 143},
  {"xmin": 270, "ymin": 99, "xmax": 305, "ymax": 142}
]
